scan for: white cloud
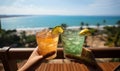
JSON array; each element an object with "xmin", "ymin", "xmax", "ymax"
[
  {"xmin": 0, "ymin": 0, "xmax": 120, "ymax": 15},
  {"xmin": 78, "ymin": 0, "xmax": 120, "ymax": 15},
  {"xmin": 0, "ymin": 5, "xmax": 69, "ymax": 15}
]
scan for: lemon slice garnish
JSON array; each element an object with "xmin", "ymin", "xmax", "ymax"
[
  {"xmin": 79, "ymin": 28, "xmax": 91, "ymax": 36},
  {"xmin": 52, "ymin": 26, "xmax": 64, "ymax": 35}
]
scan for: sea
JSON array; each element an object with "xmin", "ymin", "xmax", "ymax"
[{"xmin": 1, "ymin": 15, "xmax": 120, "ymax": 30}]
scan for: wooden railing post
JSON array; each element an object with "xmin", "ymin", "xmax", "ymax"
[{"xmin": 1, "ymin": 47, "xmax": 18, "ymax": 71}]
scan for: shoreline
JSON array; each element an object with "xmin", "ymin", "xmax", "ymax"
[
  {"xmin": 16, "ymin": 25, "xmax": 115, "ymax": 31},
  {"xmin": 15, "ymin": 25, "xmax": 114, "ymax": 36},
  {"xmin": 16, "ymin": 25, "xmax": 116, "ymax": 31}
]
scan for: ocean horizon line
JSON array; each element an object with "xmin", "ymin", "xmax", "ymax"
[{"xmin": 0, "ymin": 14, "xmax": 120, "ymax": 18}]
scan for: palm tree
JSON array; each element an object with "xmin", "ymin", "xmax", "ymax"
[
  {"xmin": 61, "ymin": 23, "xmax": 67, "ymax": 30},
  {"xmin": 85, "ymin": 23, "xmax": 89, "ymax": 28},
  {"xmin": 96, "ymin": 23, "xmax": 101, "ymax": 35},
  {"xmin": 60, "ymin": 23, "xmax": 68, "ymax": 43},
  {"xmin": 103, "ymin": 19, "xmax": 106, "ymax": 26},
  {"xmin": 0, "ymin": 19, "xmax": 1, "ymax": 31},
  {"xmin": 80, "ymin": 22, "xmax": 84, "ymax": 30},
  {"xmin": 116, "ymin": 20, "xmax": 120, "ymax": 27},
  {"xmin": 96, "ymin": 23, "xmax": 100, "ymax": 30}
]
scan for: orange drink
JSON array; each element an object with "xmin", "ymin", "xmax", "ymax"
[{"xmin": 36, "ymin": 29, "xmax": 59, "ymax": 59}]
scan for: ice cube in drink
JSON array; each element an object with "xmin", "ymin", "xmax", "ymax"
[{"xmin": 62, "ymin": 29, "xmax": 85, "ymax": 58}]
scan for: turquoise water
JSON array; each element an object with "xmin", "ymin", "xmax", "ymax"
[{"xmin": 1, "ymin": 15, "xmax": 120, "ymax": 30}]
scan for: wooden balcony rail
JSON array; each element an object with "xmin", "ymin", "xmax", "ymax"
[{"xmin": 0, "ymin": 47, "xmax": 120, "ymax": 71}]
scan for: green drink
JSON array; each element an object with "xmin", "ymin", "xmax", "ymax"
[{"xmin": 61, "ymin": 29, "xmax": 85, "ymax": 58}]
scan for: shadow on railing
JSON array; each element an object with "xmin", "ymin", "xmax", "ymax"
[{"xmin": 0, "ymin": 47, "xmax": 120, "ymax": 71}]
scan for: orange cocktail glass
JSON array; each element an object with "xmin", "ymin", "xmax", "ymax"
[{"xmin": 36, "ymin": 29, "xmax": 59, "ymax": 59}]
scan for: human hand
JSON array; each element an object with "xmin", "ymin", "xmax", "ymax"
[
  {"xmin": 18, "ymin": 47, "xmax": 55, "ymax": 71},
  {"xmin": 66, "ymin": 48, "xmax": 97, "ymax": 66}
]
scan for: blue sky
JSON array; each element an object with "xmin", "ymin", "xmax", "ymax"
[{"xmin": 0, "ymin": 0, "xmax": 120, "ymax": 16}]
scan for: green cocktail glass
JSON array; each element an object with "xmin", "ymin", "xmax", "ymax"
[{"xmin": 61, "ymin": 29, "xmax": 85, "ymax": 58}]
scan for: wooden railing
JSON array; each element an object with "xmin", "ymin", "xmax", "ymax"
[{"xmin": 0, "ymin": 47, "xmax": 120, "ymax": 71}]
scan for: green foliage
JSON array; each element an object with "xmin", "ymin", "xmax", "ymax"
[
  {"xmin": 0, "ymin": 29, "xmax": 37, "ymax": 48},
  {"xmin": 19, "ymin": 31, "xmax": 37, "ymax": 47},
  {"xmin": 104, "ymin": 36, "xmax": 115, "ymax": 47},
  {"xmin": 61, "ymin": 23, "xmax": 68, "ymax": 30},
  {"xmin": 103, "ymin": 25, "xmax": 120, "ymax": 47},
  {"xmin": 0, "ymin": 29, "xmax": 20, "ymax": 47},
  {"xmin": 0, "ymin": 19, "xmax": 1, "ymax": 30},
  {"xmin": 25, "ymin": 35, "xmax": 37, "ymax": 47},
  {"xmin": 80, "ymin": 22, "xmax": 84, "ymax": 30},
  {"xmin": 89, "ymin": 28, "xmax": 97, "ymax": 36},
  {"xmin": 85, "ymin": 23, "xmax": 89, "ymax": 28},
  {"xmin": 26, "ymin": 35, "xmax": 36, "ymax": 43},
  {"xmin": 116, "ymin": 20, "xmax": 120, "ymax": 27}
]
